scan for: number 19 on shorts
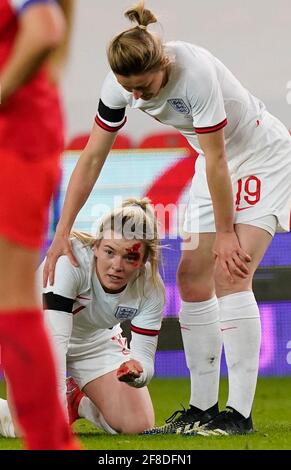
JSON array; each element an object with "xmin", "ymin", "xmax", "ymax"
[{"xmin": 235, "ymin": 176, "xmax": 261, "ymax": 212}]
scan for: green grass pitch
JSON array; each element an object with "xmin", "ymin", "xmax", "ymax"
[{"xmin": 1, "ymin": 377, "xmax": 291, "ymax": 450}]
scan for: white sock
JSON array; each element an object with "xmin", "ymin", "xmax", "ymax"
[
  {"xmin": 219, "ymin": 291, "xmax": 261, "ymax": 418},
  {"xmin": 0, "ymin": 399, "xmax": 16, "ymax": 438},
  {"xmin": 78, "ymin": 396, "xmax": 117, "ymax": 434},
  {"xmin": 179, "ymin": 297, "xmax": 222, "ymax": 410}
]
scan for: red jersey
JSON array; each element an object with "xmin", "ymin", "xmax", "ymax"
[{"xmin": 0, "ymin": 0, "xmax": 64, "ymax": 159}]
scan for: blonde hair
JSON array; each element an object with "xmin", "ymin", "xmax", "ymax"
[
  {"xmin": 107, "ymin": 1, "xmax": 167, "ymax": 76},
  {"xmin": 71, "ymin": 198, "xmax": 163, "ymax": 290}
]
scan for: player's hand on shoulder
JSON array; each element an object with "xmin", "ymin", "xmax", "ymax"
[
  {"xmin": 43, "ymin": 234, "xmax": 79, "ymax": 287},
  {"xmin": 116, "ymin": 360, "xmax": 143, "ymax": 383}
]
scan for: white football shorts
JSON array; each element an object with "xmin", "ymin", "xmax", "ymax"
[
  {"xmin": 67, "ymin": 325, "xmax": 130, "ymax": 389},
  {"xmin": 184, "ymin": 112, "xmax": 291, "ymax": 237}
]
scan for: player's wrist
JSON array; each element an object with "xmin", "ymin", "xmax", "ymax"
[
  {"xmin": 216, "ymin": 229, "xmax": 235, "ymax": 235},
  {"xmin": 55, "ymin": 224, "xmax": 71, "ymax": 238}
]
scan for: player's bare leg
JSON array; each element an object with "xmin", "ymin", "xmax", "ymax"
[
  {"xmin": 70, "ymin": 371, "xmax": 154, "ymax": 434},
  {"xmin": 0, "ymin": 237, "xmax": 79, "ymax": 449}
]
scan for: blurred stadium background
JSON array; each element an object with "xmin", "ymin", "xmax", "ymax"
[{"xmin": 1, "ymin": 0, "xmax": 291, "ymax": 449}]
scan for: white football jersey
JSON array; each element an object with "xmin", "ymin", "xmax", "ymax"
[{"xmin": 97, "ymin": 41, "xmax": 268, "ymax": 165}]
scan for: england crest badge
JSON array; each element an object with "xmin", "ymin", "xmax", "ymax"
[
  {"xmin": 167, "ymin": 98, "xmax": 190, "ymax": 115},
  {"xmin": 115, "ymin": 306, "xmax": 138, "ymax": 320}
]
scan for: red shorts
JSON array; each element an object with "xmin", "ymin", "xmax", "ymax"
[{"xmin": 0, "ymin": 150, "xmax": 61, "ymax": 249}]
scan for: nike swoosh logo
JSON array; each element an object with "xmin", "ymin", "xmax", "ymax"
[{"xmin": 236, "ymin": 206, "xmax": 252, "ymax": 212}]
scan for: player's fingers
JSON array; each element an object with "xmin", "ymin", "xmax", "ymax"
[
  {"xmin": 43, "ymin": 262, "xmax": 49, "ymax": 288},
  {"xmin": 220, "ymin": 259, "xmax": 234, "ymax": 283},
  {"xmin": 228, "ymin": 258, "xmax": 247, "ymax": 279},
  {"xmin": 237, "ymin": 248, "xmax": 252, "ymax": 263},
  {"xmin": 126, "ymin": 369, "xmax": 140, "ymax": 378},
  {"xmin": 42, "ymin": 252, "xmax": 56, "ymax": 287},
  {"xmin": 67, "ymin": 250, "xmax": 79, "ymax": 267},
  {"xmin": 48, "ymin": 261, "xmax": 56, "ymax": 286},
  {"xmin": 130, "ymin": 368, "xmax": 142, "ymax": 377},
  {"xmin": 232, "ymin": 253, "xmax": 249, "ymax": 276},
  {"xmin": 132, "ymin": 361, "xmax": 143, "ymax": 373}
]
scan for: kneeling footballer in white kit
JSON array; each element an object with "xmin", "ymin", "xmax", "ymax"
[{"xmin": 0, "ymin": 198, "xmax": 165, "ymax": 437}]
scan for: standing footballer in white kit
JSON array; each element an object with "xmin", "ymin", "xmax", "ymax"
[
  {"xmin": 43, "ymin": 1, "xmax": 291, "ymax": 436},
  {"xmin": 0, "ymin": 198, "xmax": 165, "ymax": 437}
]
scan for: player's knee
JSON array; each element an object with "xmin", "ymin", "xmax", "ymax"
[
  {"xmin": 214, "ymin": 265, "xmax": 252, "ymax": 294},
  {"xmin": 177, "ymin": 263, "xmax": 200, "ymax": 289},
  {"xmin": 177, "ymin": 266, "xmax": 213, "ymax": 301}
]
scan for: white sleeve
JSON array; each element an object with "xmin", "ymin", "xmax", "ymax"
[
  {"xmin": 127, "ymin": 332, "xmax": 158, "ymax": 388},
  {"xmin": 100, "ymin": 72, "xmax": 128, "ymax": 110},
  {"xmin": 128, "ymin": 278, "xmax": 164, "ymax": 388},
  {"xmin": 44, "ymin": 310, "xmax": 73, "ymax": 411},
  {"xmin": 39, "ymin": 254, "xmax": 81, "ymax": 415},
  {"xmin": 189, "ymin": 58, "xmax": 227, "ymax": 134},
  {"xmin": 39, "ymin": 254, "xmax": 83, "ymax": 299},
  {"xmin": 36, "ymin": 242, "xmax": 87, "ymax": 412}
]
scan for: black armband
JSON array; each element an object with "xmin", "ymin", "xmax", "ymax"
[{"xmin": 43, "ymin": 292, "xmax": 74, "ymax": 313}]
